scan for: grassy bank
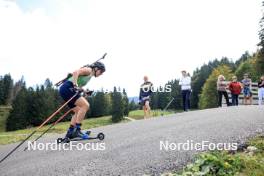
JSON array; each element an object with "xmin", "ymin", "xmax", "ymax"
[
  {"xmin": 0, "ymin": 106, "xmax": 12, "ymax": 132},
  {"xmin": 128, "ymin": 109, "xmax": 175, "ymax": 120},
  {"xmin": 162, "ymin": 135, "xmax": 264, "ymax": 176},
  {"xmin": 0, "ymin": 109, "xmax": 174, "ymax": 145},
  {"xmin": 0, "ymin": 116, "xmax": 113, "ymax": 145}
]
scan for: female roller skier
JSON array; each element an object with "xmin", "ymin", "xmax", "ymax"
[{"xmin": 59, "ymin": 61, "xmax": 105, "ymax": 139}]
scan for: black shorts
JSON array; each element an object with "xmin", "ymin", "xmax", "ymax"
[{"xmin": 59, "ymin": 81, "xmax": 81, "ymax": 109}]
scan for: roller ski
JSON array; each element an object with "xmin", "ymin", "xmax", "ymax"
[{"xmin": 57, "ymin": 128, "xmax": 105, "ymax": 143}]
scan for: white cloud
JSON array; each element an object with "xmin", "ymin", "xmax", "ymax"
[{"xmin": 0, "ymin": 0, "xmax": 262, "ymax": 96}]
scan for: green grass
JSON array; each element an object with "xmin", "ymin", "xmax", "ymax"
[
  {"xmin": 240, "ymin": 135, "xmax": 264, "ymax": 176},
  {"xmin": 162, "ymin": 135, "xmax": 264, "ymax": 176},
  {"xmin": 0, "ymin": 109, "xmax": 177, "ymax": 145},
  {"xmin": 0, "ymin": 106, "xmax": 12, "ymax": 132},
  {"xmin": 0, "ymin": 116, "xmax": 113, "ymax": 145},
  {"xmin": 128, "ymin": 109, "xmax": 174, "ymax": 120}
]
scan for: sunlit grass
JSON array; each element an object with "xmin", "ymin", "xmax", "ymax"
[
  {"xmin": 128, "ymin": 109, "xmax": 176, "ymax": 120},
  {"xmin": 0, "ymin": 116, "xmax": 113, "ymax": 145}
]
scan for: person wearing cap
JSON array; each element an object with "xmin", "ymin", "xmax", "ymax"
[
  {"xmin": 139, "ymin": 76, "xmax": 153, "ymax": 119},
  {"xmin": 241, "ymin": 73, "xmax": 252, "ymax": 105},
  {"xmin": 179, "ymin": 70, "xmax": 191, "ymax": 111},
  {"xmin": 228, "ymin": 76, "xmax": 242, "ymax": 106},
  {"xmin": 59, "ymin": 61, "xmax": 105, "ymax": 139}
]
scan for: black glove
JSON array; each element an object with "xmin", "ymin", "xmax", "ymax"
[
  {"xmin": 85, "ymin": 90, "xmax": 94, "ymax": 96},
  {"xmin": 73, "ymin": 84, "xmax": 84, "ymax": 93}
]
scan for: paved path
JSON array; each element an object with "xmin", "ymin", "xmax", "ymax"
[{"xmin": 0, "ymin": 106, "xmax": 264, "ymax": 176}]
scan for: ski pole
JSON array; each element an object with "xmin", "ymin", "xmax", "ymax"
[
  {"xmin": 162, "ymin": 98, "xmax": 175, "ymax": 116},
  {"xmin": 0, "ymin": 91, "xmax": 80, "ymax": 164},
  {"xmin": 23, "ymin": 109, "xmax": 73, "ymax": 151},
  {"xmin": 24, "ymin": 89, "xmax": 92, "ymax": 150}
]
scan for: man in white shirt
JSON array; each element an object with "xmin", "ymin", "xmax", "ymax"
[{"xmin": 179, "ymin": 70, "xmax": 191, "ymax": 111}]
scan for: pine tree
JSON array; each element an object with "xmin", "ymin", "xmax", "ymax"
[
  {"xmin": 104, "ymin": 93, "xmax": 112, "ymax": 116},
  {"xmin": 257, "ymin": 2, "xmax": 264, "ymax": 75},
  {"xmin": 128, "ymin": 99, "xmax": 138, "ymax": 111},
  {"xmin": 26, "ymin": 87, "xmax": 43, "ymax": 126},
  {"xmin": 9, "ymin": 77, "xmax": 25, "ymax": 105},
  {"xmin": 42, "ymin": 80, "xmax": 61, "ymax": 122},
  {"xmin": 6, "ymin": 78, "xmax": 66, "ymax": 130},
  {"xmin": 259, "ymin": 1, "xmax": 264, "ymax": 50},
  {"xmin": 6, "ymin": 87, "xmax": 29, "ymax": 131},
  {"xmin": 3, "ymin": 74, "xmax": 13, "ymax": 105},
  {"xmin": 235, "ymin": 57, "xmax": 258, "ymax": 81},
  {"xmin": 0, "ymin": 74, "xmax": 13, "ymax": 105},
  {"xmin": 122, "ymin": 88, "xmax": 129, "ymax": 116},
  {"xmin": 169, "ymin": 79, "xmax": 182, "ymax": 110},
  {"xmin": 93, "ymin": 91, "xmax": 107, "ymax": 117},
  {"xmin": 150, "ymin": 89, "xmax": 158, "ymax": 109},
  {"xmin": 235, "ymin": 51, "xmax": 251, "ymax": 67},
  {"xmin": 111, "ymin": 87, "xmax": 124, "ymax": 123},
  {"xmin": 0, "ymin": 76, "xmax": 4, "ymax": 105},
  {"xmin": 157, "ymin": 86, "xmax": 170, "ymax": 110}
]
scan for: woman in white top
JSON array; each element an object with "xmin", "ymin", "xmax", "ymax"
[
  {"xmin": 179, "ymin": 70, "xmax": 191, "ymax": 111},
  {"xmin": 258, "ymin": 75, "xmax": 264, "ymax": 105}
]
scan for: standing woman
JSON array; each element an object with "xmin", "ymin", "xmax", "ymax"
[
  {"xmin": 217, "ymin": 75, "xmax": 230, "ymax": 107},
  {"xmin": 139, "ymin": 76, "xmax": 153, "ymax": 119},
  {"xmin": 59, "ymin": 62, "xmax": 105, "ymax": 139},
  {"xmin": 241, "ymin": 73, "xmax": 252, "ymax": 105},
  {"xmin": 258, "ymin": 75, "xmax": 264, "ymax": 105},
  {"xmin": 229, "ymin": 76, "xmax": 242, "ymax": 106},
  {"xmin": 179, "ymin": 70, "xmax": 191, "ymax": 111}
]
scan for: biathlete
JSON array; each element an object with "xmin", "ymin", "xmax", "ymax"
[{"xmin": 59, "ymin": 61, "xmax": 105, "ymax": 139}]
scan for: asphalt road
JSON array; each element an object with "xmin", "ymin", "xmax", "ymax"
[{"xmin": 0, "ymin": 106, "xmax": 264, "ymax": 176}]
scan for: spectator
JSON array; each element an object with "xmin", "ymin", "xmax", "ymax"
[
  {"xmin": 241, "ymin": 73, "xmax": 252, "ymax": 105},
  {"xmin": 179, "ymin": 70, "xmax": 191, "ymax": 111},
  {"xmin": 217, "ymin": 75, "xmax": 230, "ymax": 107},
  {"xmin": 139, "ymin": 76, "xmax": 153, "ymax": 119},
  {"xmin": 187, "ymin": 73, "xmax": 191, "ymax": 109},
  {"xmin": 229, "ymin": 76, "xmax": 242, "ymax": 106},
  {"xmin": 258, "ymin": 75, "xmax": 264, "ymax": 105}
]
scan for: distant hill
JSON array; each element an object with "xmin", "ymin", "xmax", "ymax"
[{"xmin": 128, "ymin": 96, "xmax": 139, "ymax": 103}]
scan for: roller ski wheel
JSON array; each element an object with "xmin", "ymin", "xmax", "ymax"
[{"xmin": 97, "ymin": 133, "xmax": 105, "ymax": 141}]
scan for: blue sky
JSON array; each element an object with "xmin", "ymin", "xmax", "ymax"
[{"xmin": 16, "ymin": 0, "xmax": 56, "ymax": 14}]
